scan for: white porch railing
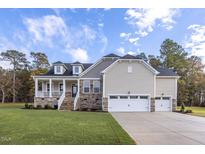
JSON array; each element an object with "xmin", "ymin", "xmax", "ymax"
[
  {"xmin": 74, "ymin": 90, "xmax": 79, "ymax": 110},
  {"xmin": 36, "ymin": 91, "xmax": 63, "ymax": 97},
  {"xmin": 58, "ymin": 92, "xmax": 65, "ymax": 110}
]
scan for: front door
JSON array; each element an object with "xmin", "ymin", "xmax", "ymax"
[{"xmin": 72, "ymin": 84, "xmax": 78, "ymax": 97}]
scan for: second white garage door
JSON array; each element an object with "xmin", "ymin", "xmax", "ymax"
[
  {"xmin": 108, "ymin": 95, "xmax": 150, "ymax": 112},
  {"xmin": 155, "ymin": 97, "xmax": 172, "ymax": 111}
]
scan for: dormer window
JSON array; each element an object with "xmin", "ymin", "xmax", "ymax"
[
  {"xmin": 56, "ymin": 66, "xmax": 61, "ymax": 73},
  {"xmin": 54, "ymin": 65, "xmax": 64, "ymax": 74},
  {"xmin": 73, "ymin": 65, "xmax": 82, "ymax": 75}
]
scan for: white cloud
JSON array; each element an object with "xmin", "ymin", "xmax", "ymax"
[
  {"xmin": 116, "ymin": 47, "xmax": 138, "ymax": 56},
  {"xmin": 124, "ymin": 8, "xmax": 179, "ymax": 37},
  {"xmin": 98, "ymin": 23, "xmax": 104, "ymax": 27},
  {"xmin": 23, "ymin": 15, "xmax": 67, "ymax": 47},
  {"xmin": 127, "ymin": 51, "xmax": 137, "ymax": 55},
  {"xmin": 185, "ymin": 24, "xmax": 205, "ymax": 63},
  {"xmin": 128, "ymin": 37, "xmax": 139, "ymax": 45},
  {"xmin": 68, "ymin": 48, "xmax": 89, "ymax": 62},
  {"xmin": 23, "ymin": 15, "xmax": 108, "ymax": 62},
  {"xmin": 116, "ymin": 47, "xmax": 125, "ymax": 55},
  {"xmin": 120, "ymin": 32, "xmax": 131, "ymax": 39}
]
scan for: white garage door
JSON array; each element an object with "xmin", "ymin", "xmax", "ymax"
[
  {"xmin": 155, "ymin": 97, "xmax": 172, "ymax": 112},
  {"xmin": 108, "ymin": 95, "xmax": 150, "ymax": 112}
]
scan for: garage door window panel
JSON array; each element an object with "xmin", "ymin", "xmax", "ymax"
[
  {"xmin": 110, "ymin": 96, "xmax": 118, "ymax": 99},
  {"xmin": 130, "ymin": 96, "xmax": 138, "ymax": 99},
  {"xmin": 140, "ymin": 96, "xmax": 148, "ymax": 99},
  {"xmin": 120, "ymin": 96, "xmax": 128, "ymax": 99}
]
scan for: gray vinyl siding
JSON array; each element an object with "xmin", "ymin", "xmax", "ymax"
[{"xmin": 104, "ymin": 61, "xmax": 155, "ymax": 97}]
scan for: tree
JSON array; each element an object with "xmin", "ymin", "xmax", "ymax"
[
  {"xmin": 0, "ymin": 50, "xmax": 28, "ymax": 103},
  {"xmin": 30, "ymin": 52, "xmax": 50, "ymax": 69},
  {"xmin": 160, "ymin": 39, "xmax": 188, "ymax": 76},
  {"xmin": 136, "ymin": 52, "xmax": 148, "ymax": 61},
  {"xmin": 0, "ymin": 68, "xmax": 12, "ymax": 103},
  {"xmin": 148, "ymin": 55, "xmax": 162, "ymax": 68}
]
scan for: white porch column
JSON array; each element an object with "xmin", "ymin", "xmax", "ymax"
[
  {"xmin": 77, "ymin": 79, "xmax": 80, "ymax": 94},
  {"xmin": 35, "ymin": 78, "xmax": 38, "ymax": 97},
  {"xmin": 63, "ymin": 79, "xmax": 66, "ymax": 94},
  {"xmin": 49, "ymin": 79, "xmax": 52, "ymax": 97}
]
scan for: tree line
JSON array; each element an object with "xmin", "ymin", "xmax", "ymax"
[
  {"xmin": 0, "ymin": 38, "xmax": 205, "ymax": 106},
  {"xmin": 0, "ymin": 51, "xmax": 49, "ymax": 103}
]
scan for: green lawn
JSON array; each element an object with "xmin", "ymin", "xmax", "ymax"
[
  {"xmin": 177, "ymin": 106, "xmax": 205, "ymax": 117},
  {"xmin": 0, "ymin": 103, "xmax": 135, "ymax": 145}
]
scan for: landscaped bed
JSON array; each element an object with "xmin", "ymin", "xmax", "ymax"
[
  {"xmin": 0, "ymin": 103, "xmax": 135, "ymax": 145},
  {"xmin": 177, "ymin": 106, "xmax": 205, "ymax": 117}
]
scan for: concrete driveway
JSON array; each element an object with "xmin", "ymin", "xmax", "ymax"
[{"xmin": 111, "ymin": 112, "xmax": 205, "ymax": 145}]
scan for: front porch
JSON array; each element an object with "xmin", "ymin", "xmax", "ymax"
[{"xmin": 34, "ymin": 77, "xmax": 80, "ymax": 110}]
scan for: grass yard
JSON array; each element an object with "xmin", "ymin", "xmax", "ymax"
[
  {"xmin": 177, "ymin": 106, "xmax": 205, "ymax": 117},
  {"xmin": 0, "ymin": 103, "xmax": 135, "ymax": 145}
]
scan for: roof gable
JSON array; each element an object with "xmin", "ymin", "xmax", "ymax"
[{"xmin": 102, "ymin": 59, "xmax": 159, "ymax": 75}]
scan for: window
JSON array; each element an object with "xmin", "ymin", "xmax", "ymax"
[
  {"xmin": 93, "ymin": 81, "xmax": 100, "ymax": 93},
  {"xmin": 56, "ymin": 66, "xmax": 61, "ymax": 73},
  {"xmin": 73, "ymin": 66, "xmax": 81, "ymax": 75},
  {"xmin": 110, "ymin": 96, "xmax": 118, "ymax": 99},
  {"xmin": 128, "ymin": 65, "xmax": 132, "ymax": 73},
  {"xmin": 59, "ymin": 83, "xmax": 63, "ymax": 92},
  {"xmin": 162, "ymin": 97, "xmax": 170, "ymax": 100},
  {"xmin": 47, "ymin": 83, "xmax": 50, "ymax": 92},
  {"xmin": 130, "ymin": 96, "xmax": 138, "ymax": 99},
  {"xmin": 83, "ymin": 80, "xmax": 90, "ymax": 93},
  {"xmin": 54, "ymin": 65, "xmax": 63, "ymax": 74},
  {"xmin": 140, "ymin": 96, "xmax": 148, "ymax": 99},
  {"xmin": 155, "ymin": 97, "xmax": 161, "ymax": 100},
  {"xmin": 120, "ymin": 96, "xmax": 128, "ymax": 99}
]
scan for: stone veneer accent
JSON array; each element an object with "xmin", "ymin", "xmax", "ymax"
[
  {"xmin": 59, "ymin": 91, "xmax": 73, "ymax": 110},
  {"xmin": 76, "ymin": 80, "xmax": 102, "ymax": 111},
  {"xmin": 102, "ymin": 97, "xmax": 108, "ymax": 111},
  {"xmin": 172, "ymin": 99, "xmax": 177, "ymax": 111},
  {"xmin": 34, "ymin": 97, "xmax": 58, "ymax": 108},
  {"xmin": 150, "ymin": 97, "xmax": 155, "ymax": 112}
]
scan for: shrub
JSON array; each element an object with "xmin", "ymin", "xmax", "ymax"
[
  {"xmin": 180, "ymin": 103, "xmax": 185, "ymax": 112},
  {"xmin": 185, "ymin": 109, "xmax": 192, "ymax": 113},
  {"xmin": 54, "ymin": 104, "xmax": 58, "ymax": 109},
  {"xmin": 44, "ymin": 104, "xmax": 53, "ymax": 109},
  {"xmin": 28, "ymin": 105, "xmax": 34, "ymax": 109},
  {"xmin": 36, "ymin": 105, "xmax": 42, "ymax": 109},
  {"xmin": 25, "ymin": 103, "xmax": 29, "ymax": 109}
]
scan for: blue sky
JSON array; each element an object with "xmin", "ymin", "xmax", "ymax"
[{"xmin": 1, "ymin": 8, "xmax": 205, "ymax": 67}]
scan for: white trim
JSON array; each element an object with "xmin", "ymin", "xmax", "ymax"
[
  {"xmin": 101, "ymin": 59, "xmax": 159, "ymax": 75},
  {"xmin": 156, "ymin": 76, "xmax": 180, "ymax": 79},
  {"xmin": 33, "ymin": 76, "xmax": 78, "ymax": 80},
  {"xmin": 83, "ymin": 80, "xmax": 90, "ymax": 93},
  {"xmin": 79, "ymin": 58, "xmax": 103, "ymax": 77},
  {"xmin": 103, "ymin": 74, "xmax": 105, "ymax": 97},
  {"xmin": 49, "ymin": 79, "xmax": 52, "ymax": 97},
  {"xmin": 175, "ymin": 78, "xmax": 178, "ymax": 100},
  {"xmin": 153, "ymin": 75, "xmax": 156, "ymax": 98},
  {"xmin": 80, "ymin": 78, "xmax": 100, "ymax": 80},
  {"xmin": 35, "ymin": 78, "xmax": 38, "ymax": 97}
]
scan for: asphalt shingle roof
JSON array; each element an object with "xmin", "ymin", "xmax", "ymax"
[
  {"xmin": 155, "ymin": 67, "xmax": 177, "ymax": 76},
  {"xmin": 41, "ymin": 63, "xmax": 93, "ymax": 76},
  {"xmin": 103, "ymin": 53, "xmax": 121, "ymax": 58}
]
